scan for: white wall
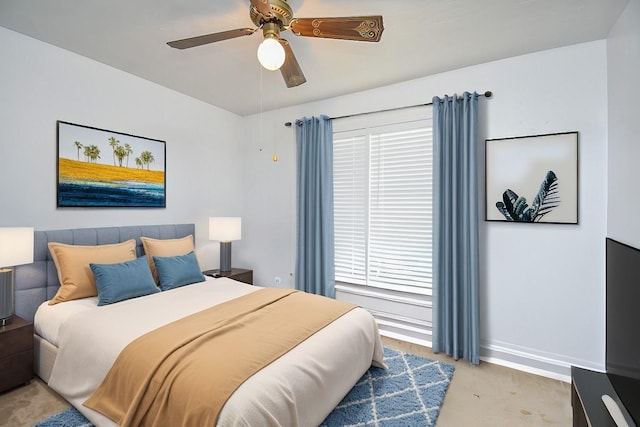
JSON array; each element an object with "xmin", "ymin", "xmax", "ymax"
[
  {"xmin": 242, "ymin": 41, "xmax": 608, "ymax": 378},
  {"xmin": 0, "ymin": 27, "xmax": 246, "ymax": 270},
  {"xmin": 0, "ymin": 24, "xmax": 613, "ymax": 379},
  {"xmin": 607, "ymin": 0, "xmax": 640, "ymax": 247}
]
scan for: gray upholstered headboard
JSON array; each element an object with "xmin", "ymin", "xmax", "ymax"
[{"xmin": 14, "ymin": 224, "xmax": 195, "ymax": 323}]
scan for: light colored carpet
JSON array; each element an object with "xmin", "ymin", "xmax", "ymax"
[
  {"xmin": 386, "ymin": 339, "xmax": 572, "ymax": 426},
  {"xmin": 0, "ymin": 376, "xmax": 67, "ymax": 427},
  {"xmin": 0, "ymin": 337, "xmax": 572, "ymax": 427}
]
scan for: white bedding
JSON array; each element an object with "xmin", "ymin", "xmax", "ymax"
[
  {"xmin": 35, "ymin": 296, "xmax": 99, "ymax": 345},
  {"xmin": 38, "ymin": 277, "xmax": 386, "ymax": 427}
]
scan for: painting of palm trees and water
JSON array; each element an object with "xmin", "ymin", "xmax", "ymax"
[{"xmin": 57, "ymin": 121, "xmax": 166, "ymax": 207}]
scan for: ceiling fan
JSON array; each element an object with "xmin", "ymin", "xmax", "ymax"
[{"xmin": 166, "ymin": 0, "xmax": 384, "ymax": 88}]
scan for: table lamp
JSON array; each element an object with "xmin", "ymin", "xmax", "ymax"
[
  {"xmin": 209, "ymin": 217, "xmax": 241, "ymax": 273},
  {"xmin": 0, "ymin": 227, "xmax": 34, "ymax": 326}
]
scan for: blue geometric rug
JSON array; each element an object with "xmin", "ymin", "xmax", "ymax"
[
  {"xmin": 321, "ymin": 347, "xmax": 455, "ymax": 426},
  {"xmin": 34, "ymin": 347, "xmax": 454, "ymax": 427}
]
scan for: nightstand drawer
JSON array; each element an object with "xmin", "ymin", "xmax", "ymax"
[
  {"xmin": 0, "ymin": 317, "xmax": 33, "ymax": 358},
  {"xmin": 0, "ymin": 349, "xmax": 34, "ymax": 392},
  {"xmin": 0, "ymin": 316, "xmax": 34, "ymax": 392},
  {"xmin": 229, "ymin": 270, "xmax": 253, "ymax": 285},
  {"xmin": 203, "ymin": 268, "xmax": 253, "ymax": 285}
]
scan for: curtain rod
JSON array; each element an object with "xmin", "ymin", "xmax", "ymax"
[{"xmin": 284, "ymin": 90, "xmax": 492, "ymax": 127}]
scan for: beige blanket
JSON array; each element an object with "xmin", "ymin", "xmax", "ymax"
[{"xmin": 84, "ymin": 288, "xmax": 356, "ymax": 427}]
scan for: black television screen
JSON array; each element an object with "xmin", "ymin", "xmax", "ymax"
[{"xmin": 606, "ymin": 238, "xmax": 640, "ymax": 424}]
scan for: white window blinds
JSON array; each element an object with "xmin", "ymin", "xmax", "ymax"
[{"xmin": 334, "ymin": 116, "xmax": 432, "ymax": 295}]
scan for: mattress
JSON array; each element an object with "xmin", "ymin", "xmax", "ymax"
[
  {"xmin": 35, "ymin": 296, "xmax": 99, "ymax": 346},
  {"xmin": 35, "ymin": 277, "xmax": 385, "ymax": 426}
]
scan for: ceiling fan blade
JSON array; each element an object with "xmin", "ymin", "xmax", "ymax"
[
  {"xmin": 290, "ymin": 16, "xmax": 383, "ymax": 42},
  {"xmin": 279, "ymin": 39, "xmax": 306, "ymax": 88},
  {"xmin": 167, "ymin": 28, "xmax": 256, "ymax": 49},
  {"xmin": 250, "ymin": 0, "xmax": 272, "ymax": 17}
]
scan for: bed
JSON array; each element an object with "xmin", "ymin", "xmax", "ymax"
[{"xmin": 14, "ymin": 224, "xmax": 385, "ymax": 427}]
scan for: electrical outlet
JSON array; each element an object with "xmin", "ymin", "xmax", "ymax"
[{"xmin": 274, "ymin": 276, "xmax": 281, "ymax": 286}]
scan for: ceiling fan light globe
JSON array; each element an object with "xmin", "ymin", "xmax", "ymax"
[{"xmin": 257, "ymin": 37, "xmax": 286, "ymax": 71}]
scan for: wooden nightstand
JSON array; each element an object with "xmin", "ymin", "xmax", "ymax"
[
  {"xmin": 0, "ymin": 316, "xmax": 33, "ymax": 393},
  {"xmin": 203, "ymin": 268, "xmax": 253, "ymax": 285}
]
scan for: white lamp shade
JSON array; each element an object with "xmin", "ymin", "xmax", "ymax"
[
  {"xmin": 0, "ymin": 227, "xmax": 34, "ymax": 268},
  {"xmin": 209, "ymin": 217, "xmax": 242, "ymax": 242},
  {"xmin": 257, "ymin": 36, "xmax": 285, "ymax": 71}
]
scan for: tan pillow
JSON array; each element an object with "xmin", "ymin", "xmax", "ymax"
[
  {"xmin": 48, "ymin": 239, "xmax": 137, "ymax": 305},
  {"xmin": 141, "ymin": 235, "xmax": 195, "ymax": 283}
]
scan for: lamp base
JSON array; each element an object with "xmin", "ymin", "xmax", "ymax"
[
  {"xmin": 220, "ymin": 241, "xmax": 232, "ymax": 272},
  {"xmin": 0, "ymin": 269, "xmax": 15, "ymax": 326}
]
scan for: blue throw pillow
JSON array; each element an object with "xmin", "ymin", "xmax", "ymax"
[
  {"xmin": 153, "ymin": 251, "xmax": 205, "ymax": 291},
  {"xmin": 90, "ymin": 256, "xmax": 160, "ymax": 306}
]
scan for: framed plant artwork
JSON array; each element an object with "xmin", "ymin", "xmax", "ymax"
[
  {"xmin": 57, "ymin": 121, "xmax": 166, "ymax": 208},
  {"xmin": 485, "ymin": 131, "xmax": 578, "ymax": 224}
]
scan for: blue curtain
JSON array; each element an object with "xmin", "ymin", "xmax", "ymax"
[
  {"xmin": 295, "ymin": 115, "xmax": 335, "ymax": 297},
  {"xmin": 432, "ymin": 92, "xmax": 480, "ymax": 364}
]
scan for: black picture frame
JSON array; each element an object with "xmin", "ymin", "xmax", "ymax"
[
  {"xmin": 485, "ymin": 131, "xmax": 578, "ymax": 224},
  {"xmin": 57, "ymin": 121, "xmax": 166, "ymax": 208}
]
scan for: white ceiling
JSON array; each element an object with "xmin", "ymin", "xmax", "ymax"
[{"xmin": 0, "ymin": 0, "xmax": 629, "ymax": 116}]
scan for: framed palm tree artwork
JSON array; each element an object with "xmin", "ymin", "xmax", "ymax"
[
  {"xmin": 485, "ymin": 131, "xmax": 578, "ymax": 224},
  {"xmin": 56, "ymin": 121, "xmax": 166, "ymax": 208}
]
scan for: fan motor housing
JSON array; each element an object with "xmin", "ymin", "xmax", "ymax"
[{"xmin": 250, "ymin": 0, "xmax": 293, "ymax": 27}]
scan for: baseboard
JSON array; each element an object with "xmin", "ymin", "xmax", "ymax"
[
  {"xmin": 378, "ymin": 328, "xmax": 431, "ymax": 348},
  {"xmin": 368, "ymin": 310, "xmax": 432, "ymax": 348},
  {"xmin": 480, "ymin": 340, "xmax": 605, "ymax": 383},
  {"xmin": 375, "ymin": 327, "xmax": 602, "ymax": 383},
  {"xmin": 351, "ymin": 298, "xmax": 602, "ymax": 383},
  {"xmin": 480, "ymin": 356, "xmax": 572, "ymax": 383}
]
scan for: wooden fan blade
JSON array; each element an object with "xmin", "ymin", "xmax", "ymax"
[
  {"xmin": 250, "ymin": 0, "xmax": 272, "ymax": 17},
  {"xmin": 290, "ymin": 16, "xmax": 383, "ymax": 42},
  {"xmin": 167, "ymin": 28, "xmax": 256, "ymax": 49},
  {"xmin": 279, "ymin": 39, "xmax": 306, "ymax": 88}
]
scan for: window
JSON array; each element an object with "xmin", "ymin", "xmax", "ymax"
[{"xmin": 333, "ymin": 108, "xmax": 433, "ymax": 345}]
